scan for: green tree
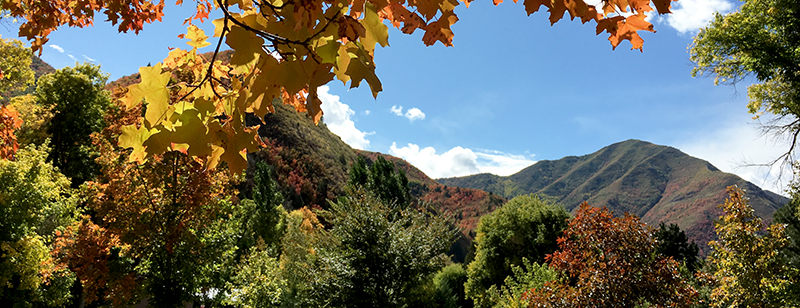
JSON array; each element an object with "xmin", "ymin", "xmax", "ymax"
[
  {"xmin": 0, "ymin": 36, "xmax": 34, "ymax": 102},
  {"xmin": 324, "ymin": 189, "xmax": 457, "ymax": 307},
  {"xmin": 690, "ymin": 0, "xmax": 800, "ymax": 160},
  {"xmin": 225, "ymin": 247, "xmax": 286, "ymax": 308},
  {"xmin": 654, "ymin": 222, "xmax": 701, "ymax": 273},
  {"xmin": 774, "ymin": 199, "xmax": 800, "ymax": 270},
  {"xmin": 465, "ymin": 194, "xmax": 570, "ymax": 308},
  {"xmin": 349, "ymin": 156, "xmax": 412, "ymax": 208},
  {"xmin": 0, "ymin": 143, "xmax": 78, "ymax": 307},
  {"xmin": 234, "ymin": 161, "xmax": 288, "ymax": 259},
  {"xmin": 431, "ymin": 264, "xmax": 472, "ymax": 308},
  {"xmin": 490, "ymin": 258, "xmax": 557, "ymax": 308},
  {"xmin": 707, "ymin": 186, "xmax": 800, "ymax": 307},
  {"xmin": 35, "ymin": 63, "xmax": 111, "ymax": 186}
]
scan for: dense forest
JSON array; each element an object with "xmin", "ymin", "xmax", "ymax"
[{"xmin": 2, "ymin": 0, "xmax": 800, "ymax": 306}]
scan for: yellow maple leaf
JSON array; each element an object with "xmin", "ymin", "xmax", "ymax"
[{"xmin": 184, "ymin": 25, "xmax": 211, "ymax": 49}]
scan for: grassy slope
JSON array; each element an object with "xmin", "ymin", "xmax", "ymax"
[{"xmin": 439, "ymin": 139, "xmax": 789, "ymax": 254}]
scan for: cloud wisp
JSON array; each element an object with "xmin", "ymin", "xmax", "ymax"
[
  {"xmin": 389, "ymin": 142, "xmax": 536, "ymax": 179},
  {"xmin": 49, "ymin": 45, "xmax": 65, "ymax": 53},
  {"xmin": 318, "ymin": 86, "xmax": 373, "ymax": 150},
  {"xmin": 389, "ymin": 105, "xmax": 426, "ymax": 122}
]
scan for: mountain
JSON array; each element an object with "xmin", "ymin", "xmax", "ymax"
[{"xmin": 438, "ymin": 139, "xmax": 789, "ymax": 254}]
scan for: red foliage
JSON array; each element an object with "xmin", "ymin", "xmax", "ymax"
[
  {"xmin": 0, "ymin": 104, "xmax": 23, "ymax": 160},
  {"xmin": 525, "ymin": 203, "xmax": 697, "ymax": 307}
]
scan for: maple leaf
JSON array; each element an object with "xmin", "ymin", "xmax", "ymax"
[
  {"xmin": 422, "ymin": 11, "xmax": 459, "ymax": 47},
  {"xmin": 338, "ymin": 15, "xmax": 366, "ymax": 42},
  {"xmin": 119, "ymin": 124, "xmax": 155, "ymax": 163},
  {"xmin": 225, "ymin": 25, "xmax": 266, "ymax": 74},
  {"xmin": 652, "ymin": 0, "xmax": 675, "ymax": 14},
  {"xmin": 361, "ymin": 2, "xmax": 390, "ymax": 53},
  {"xmin": 135, "ymin": 64, "xmax": 172, "ymax": 126},
  {"xmin": 379, "ymin": 3, "xmax": 427, "ymax": 34},
  {"xmin": 597, "ymin": 14, "xmax": 654, "ymax": 51},
  {"xmin": 185, "ymin": 25, "xmax": 211, "ymax": 49},
  {"xmin": 345, "ymin": 43, "xmax": 382, "ymax": 98}
]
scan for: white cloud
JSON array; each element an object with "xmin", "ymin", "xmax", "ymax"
[
  {"xmin": 389, "ymin": 105, "xmax": 426, "ymax": 122},
  {"xmin": 318, "ymin": 86, "xmax": 372, "ymax": 150},
  {"xmin": 49, "ymin": 45, "xmax": 65, "ymax": 53},
  {"xmin": 389, "ymin": 143, "xmax": 536, "ymax": 179},
  {"xmin": 390, "ymin": 105, "xmax": 403, "ymax": 116},
  {"xmin": 68, "ymin": 54, "xmax": 77, "ymax": 62},
  {"xmin": 364, "ymin": 110, "xmax": 371, "ymax": 116},
  {"xmin": 675, "ymin": 119, "xmax": 793, "ymax": 195},
  {"xmin": 405, "ymin": 108, "xmax": 426, "ymax": 122},
  {"xmin": 663, "ymin": 0, "xmax": 734, "ymax": 34},
  {"xmin": 83, "ymin": 55, "xmax": 96, "ymax": 62}
]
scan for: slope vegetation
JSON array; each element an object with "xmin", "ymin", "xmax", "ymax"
[{"xmin": 439, "ymin": 140, "xmax": 789, "ymax": 253}]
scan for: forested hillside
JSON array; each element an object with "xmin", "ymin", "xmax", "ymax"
[{"xmin": 438, "ymin": 139, "xmax": 789, "ymax": 253}]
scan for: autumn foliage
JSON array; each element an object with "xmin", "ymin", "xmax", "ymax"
[
  {"xmin": 524, "ymin": 203, "xmax": 697, "ymax": 307},
  {"xmin": 0, "ymin": 105, "xmax": 23, "ymax": 160},
  {"xmin": 3, "ymin": 0, "xmax": 676, "ymax": 174}
]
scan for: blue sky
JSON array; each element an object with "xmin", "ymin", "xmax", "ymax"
[{"xmin": 1, "ymin": 0, "xmax": 792, "ymax": 193}]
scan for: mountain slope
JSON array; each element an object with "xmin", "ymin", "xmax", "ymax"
[{"xmin": 438, "ymin": 139, "xmax": 789, "ymax": 253}]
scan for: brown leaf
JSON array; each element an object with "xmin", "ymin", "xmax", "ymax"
[
  {"xmin": 338, "ymin": 15, "xmax": 366, "ymax": 42},
  {"xmin": 422, "ymin": 11, "xmax": 458, "ymax": 47},
  {"xmin": 652, "ymin": 0, "xmax": 675, "ymax": 14}
]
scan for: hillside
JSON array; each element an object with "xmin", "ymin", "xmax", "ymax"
[
  {"xmin": 438, "ymin": 139, "xmax": 789, "ymax": 253},
  {"xmin": 236, "ymin": 101, "xmax": 502, "ymax": 261}
]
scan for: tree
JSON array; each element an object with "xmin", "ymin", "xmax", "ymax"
[
  {"xmin": 0, "ymin": 143, "xmax": 78, "ymax": 307},
  {"xmin": 54, "ymin": 100, "xmax": 238, "ymax": 307},
  {"xmin": 323, "ymin": 189, "xmax": 458, "ymax": 307},
  {"xmin": 233, "ymin": 160, "xmax": 288, "ymax": 259},
  {"xmin": 525, "ymin": 203, "xmax": 697, "ymax": 308},
  {"xmin": 349, "ymin": 156, "xmax": 412, "ymax": 208},
  {"xmin": 0, "ymin": 36, "xmax": 34, "ymax": 101},
  {"xmin": 34, "ymin": 63, "xmax": 112, "ymax": 186},
  {"xmin": 690, "ymin": 0, "xmax": 800, "ymax": 163},
  {"xmin": 773, "ymin": 199, "xmax": 800, "ymax": 270},
  {"xmin": 465, "ymin": 194, "xmax": 569, "ymax": 308},
  {"xmin": 706, "ymin": 186, "xmax": 799, "ymax": 307},
  {"xmin": 0, "ymin": 104, "xmax": 22, "ymax": 160},
  {"xmin": 490, "ymin": 258, "xmax": 557, "ymax": 308},
  {"xmin": 8, "ymin": 94, "xmax": 52, "ymax": 148},
  {"xmin": 3, "ymin": 0, "xmax": 676, "ymax": 174},
  {"xmin": 654, "ymin": 222, "xmax": 701, "ymax": 273}
]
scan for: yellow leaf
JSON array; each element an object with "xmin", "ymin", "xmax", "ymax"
[
  {"xmin": 119, "ymin": 125, "xmax": 154, "ymax": 163},
  {"xmin": 185, "ymin": 25, "xmax": 212, "ymax": 49},
  {"xmin": 137, "ymin": 64, "xmax": 172, "ymax": 127},
  {"xmin": 361, "ymin": 2, "xmax": 390, "ymax": 52},
  {"xmin": 226, "ymin": 25, "xmax": 266, "ymax": 74}
]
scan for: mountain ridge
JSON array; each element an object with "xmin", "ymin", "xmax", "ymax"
[{"xmin": 438, "ymin": 139, "xmax": 789, "ymax": 253}]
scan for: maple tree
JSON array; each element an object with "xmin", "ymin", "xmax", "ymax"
[
  {"xmin": 53, "ymin": 98, "xmax": 238, "ymax": 307},
  {"xmin": 706, "ymin": 186, "xmax": 799, "ymax": 307},
  {"xmin": 3, "ymin": 0, "xmax": 676, "ymax": 174},
  {"xmin": 0, "ymin": 105, "xmax": 22, "ymax": 160},
  {"xmin": 524, "ymin": 203, "xmax": 697, "ymax": 308}
]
